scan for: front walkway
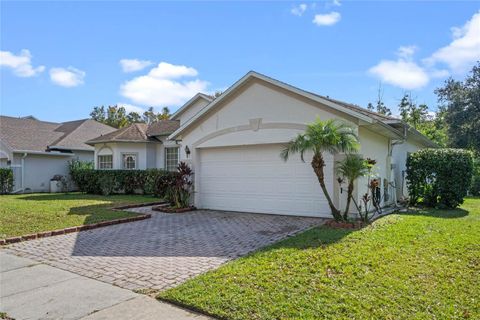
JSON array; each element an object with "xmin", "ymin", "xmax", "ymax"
[
  {"xmin": 4, "ymin": 208, "xmax": 324, "ymax": 291},
  {"xmin": 0, "ymin": 252, "xmax": 209, "ymax": 320}
]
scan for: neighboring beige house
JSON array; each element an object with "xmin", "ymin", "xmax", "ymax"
[
  {"xmin": 88, "ymin": 71, "xmax": 435, "ymax": 218},
  {"xmin": 0, "ymin": 116, "xmax": 115, "ymax": 192},
  {"xmin": 86, "ymin": 120, "xmax": 181, "ymax": 171}
]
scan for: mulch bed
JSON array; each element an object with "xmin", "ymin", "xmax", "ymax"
[
  {"xmin": 152, "ymin": 205, "xmax": 196, "ymax": 213},
  {"xmin": 324, "ymin": 219, "xmax": 366, "ymax": 229}
]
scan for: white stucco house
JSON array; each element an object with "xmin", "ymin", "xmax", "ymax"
[
  {"xmin": 0, "ymin": 116, "xmax": 115, "ymax": 192},
  {"xmin": 87, "ymin": 71, "xmax": 435, "ymax": 218}
]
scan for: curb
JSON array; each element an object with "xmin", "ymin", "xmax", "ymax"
[{"xmin": 112, "ymin": 201, "xmax": 167, "ymax": 210}]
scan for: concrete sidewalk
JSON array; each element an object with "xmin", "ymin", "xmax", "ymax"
[{"xmin": 0, "ymin": 252, "xmax": 210, "ymax": 320}]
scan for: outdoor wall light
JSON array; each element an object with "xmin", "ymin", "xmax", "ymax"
[{"xmin": 185, "ymin": 145, "xmax": 191, "ymax": 158}]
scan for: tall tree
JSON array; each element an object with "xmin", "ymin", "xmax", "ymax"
[
  {"xmin": 398, "ymin": 93, "xmax": 428, "ymax": 129},
  {"xmin": 126, "ymin": 112, "xmax": 142, "ymax": 124},
  {"xmin": 397, "ymin": 93, "xmax": 447, "ymax": 146},
  {"xmin": 280, "ymin": 119, "xmax": 359, "ymax": 221},
  {"xmin": 90, "ymin": 105, "xmax": 171, "ymax": 128},
  {"xmin": 435, "ymin": 62, "xmax": 480, "ymax": 154},
  {"xmin": 367, "ymin": 84, "xmax": 392, "ymax": 116},
  {"xmin": 159, "ymin": 107, "xmax": 170, "ymax": 120},
  {"xmin": 90, "ymin": 106, "xmax": 106, "ymax": 123}
]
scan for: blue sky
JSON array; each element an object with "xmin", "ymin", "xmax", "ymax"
[{"xmin": 1, "ymin": 1, "xmax": 479, "ymax": 122}]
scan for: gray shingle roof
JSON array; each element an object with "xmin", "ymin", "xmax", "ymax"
[
  {"xmin": 0, "ymin": 116, "xmax": 116, "ymax": 152},
  {"xmin": 146, "ymin": 120, "xmax": 180, "ymax": 136},
  {"xmin": 86, "ymin": 120, "xmax": 179, "ymax": 144}
]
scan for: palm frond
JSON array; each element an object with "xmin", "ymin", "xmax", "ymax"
[{"xmin": 280, "ymin": 134, "xmax": 310, "ymax": 162}]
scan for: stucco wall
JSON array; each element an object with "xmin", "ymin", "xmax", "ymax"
[
  {"xmin": 12, "ymin": 151, "xmax": 93, "ymax": 192},
  {"xmin": 179, "ymin": 80, "xmax": 359, "ymax": 160},
  {"xmin": 177, "ymin": 98, "xmax": 210, "ymax": 125},
  {"xmin": 391, "ymin": 138, "xmax": 424, "ymax": 200},
  {"xmin": 357, "ymin": 126, "xmax": 392, "ymax": 207},
  {"xmin": 94, "ymin": 142, "xmax": 152, "ymax": 169}
]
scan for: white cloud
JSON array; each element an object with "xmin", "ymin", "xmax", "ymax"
[
  {"xmin": 119, "ymin": 59, "xmax": 153, "ymax": 72},
  {"xmin": 369, "ymin": 59, "xmax": 429, "ymax": 90},
  {"xmin": 118, "ymin": 103, "xmax": 145, "ymax": 114},
  {"xmin": 426, "ymin": 11, "xmax": 480, "ymax": 73},
  {"xmin": 313, "ymin": 12, "xmax": 341, "ymax": 26},
  {"xmin": 0, "ymin": 49, "xmax": 45, "ymax": 77},
  {"xmin": 148, "ymin": 62, "xmax": 198, "ymax": 79},
  {"xmin": 49, "ymin": 67, "xmax": 85, "ymax": 87},
  {"xmin": 397, "ymin": 45, "xmax": 417, "ymax": 60},
  {"xmin": 120, "ymin": 62, "xmax": 209, "ymax": 106},
  {"xmin": 368, "ymin": 12, "xmax": 480, "ymax": 90},
  {"xmin": 332, "ymin": 0, "xmax": 341, "ymax": 6},
  {"xmin": 291, "ymin": 3, "xmax": 307, "ymax": 16}
]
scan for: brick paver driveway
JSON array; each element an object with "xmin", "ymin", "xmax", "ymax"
[{"xmin": 4, "ymin": 207, "xmax": 324, "ymax": 291}]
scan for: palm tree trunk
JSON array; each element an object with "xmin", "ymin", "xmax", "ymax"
[
  {"xmin": 344, "ymin": 182, "xmax": 353, "ymax": 220},
  {"xmin": 311, "ymin": 153, "xmax": 342, "ymax": 221}
]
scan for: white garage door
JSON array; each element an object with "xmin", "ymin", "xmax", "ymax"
[{"xmin": 198, "ymin": 144, "xmax": 333, "ymax": 217}]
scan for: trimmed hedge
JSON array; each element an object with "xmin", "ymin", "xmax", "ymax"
[
  {"xmin": 70, "ymin": 168, "xmax": 171, "ymax": 196},
  {"xmin": 0, "ymin": 168, "xmax": 14, "ymax": 194},
  {"xmin": 406, "ymin": 148, "xmax": 474, "ymax": 208},
  {"xmin": 470, "ymin": 157, "xmax": 480, "ymax": 196}
]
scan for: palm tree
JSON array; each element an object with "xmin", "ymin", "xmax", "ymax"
[
  {"xmin": 280, "ymin": 118, "xmax": 359, "ymax": 221},
  {"xmin": 336, "ymin": 154, "xmax": 369, "ymax": 220}
]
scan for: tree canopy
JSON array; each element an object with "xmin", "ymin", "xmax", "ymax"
[
  {"xmin": 90, "ymin": 105, "xmax": 171, "ymax": 128},
  {"xmin": 435, "ymin": 62, "xmax": 480, "ymax": 154}
]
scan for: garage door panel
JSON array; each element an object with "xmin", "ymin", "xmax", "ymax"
[
  {"xmin": 199, "ymin": 193, "xmax": 323, "ymax": 216},
  {"xmin": 200, "ymin": 179, "xmax": 323, "ymax": 196},
  {"xmin": 198, "ymin": 145, "xmax": 333, "ymax": 217}
]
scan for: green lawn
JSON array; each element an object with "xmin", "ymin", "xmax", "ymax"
[
  {"xmin": 159, "ymin": 197, "xmax": 480, "ymax": 320},
  {"xmin": 0, "ymin": 193, "xmax": 158, "ymax": 238}
]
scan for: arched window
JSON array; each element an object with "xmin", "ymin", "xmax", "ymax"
[{"xmin": 122, "ymin": 153, "xmax": 137, "ymax": 169}]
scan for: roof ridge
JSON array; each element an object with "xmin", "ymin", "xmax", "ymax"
[
  {"xmin": 0, "ymin": 115, "xmax": 60, "ymax": 125},
  {"xmin": 133, "ymin": 123, "xmax": 148, "ymax": 139},
  {"xmin": 50, "ymin": 119, "xmax": 90, "ymax": 146},
  {"xmin": 248, "ymin": 71, "xmax": 397, "ymax": 121}
]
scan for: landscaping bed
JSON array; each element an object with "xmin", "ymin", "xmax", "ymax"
[
  {"xmin": 152, "ymin": 205, "xmax": 196, "ymax": 213},
  {"xmin": 158, "ymin": 197, "xmax": 480, "ymax": 319},
  {"xmin": 0, "ymin": 193, "xmax": 160, "ymax": 239}
]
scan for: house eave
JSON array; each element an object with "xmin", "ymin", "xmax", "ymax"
[
  {"xmin": 170, "ymin": 93, "xmax": 213, "ymax": 121},
  {"xmin": 12, "ymin": 150, "xmax": 76, "ymax": 156},
  {"xmin": 48, "ymin": 145, "xmax": 93, "ymax": 152},
  {"xmin": 407, "ymin": 126, "xmax": 437, "ymax": 148},
  {"xmin": 86, "ymin": 139, "xmax": 159, "ymax": 146},
  {"xmin": 169, "ymin": 71, "xmax": 375, "ymax": 140}
]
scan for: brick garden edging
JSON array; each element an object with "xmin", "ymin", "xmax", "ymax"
[
  {"xmin": 0, "ymin": 201, "xmax": 166, "ymax": 246},
  {"xmin": 112, "ymin": 201, "xmax": 166, "ymax": 210}
]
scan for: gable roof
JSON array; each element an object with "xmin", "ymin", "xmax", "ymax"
[
  {"xmin": 86, "ymin": 120, "xmax": 180, "ymax": 144},
  {"xmin": 169, "ymin": 71, "xmax": 404, "ymax": 140},
  {"xmin": 0, "ymin": 116, "xmax": 116, "ymax": 153},
  {"xmin": 170, "ymin": 93, "xmax": 213, "ymax": 120}
]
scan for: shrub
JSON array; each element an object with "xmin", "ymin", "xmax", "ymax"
[
  {"xmin": 0, "ymin": 168, "xmax": 14, "ymax": 194},
  {"xmin": 470, "ymin": 157, "xmax": 480, "ymax": 196},
  {"xmin": 169, "ymin": 162, "xmax": 193, "ymax": 208},
  {"xmin": 70, "ymin": 167, "xmax": 172, "ymax": 196},
  {"xmin": 406, "ymin": 148, "xmax": 474, "ymax": 208}
]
